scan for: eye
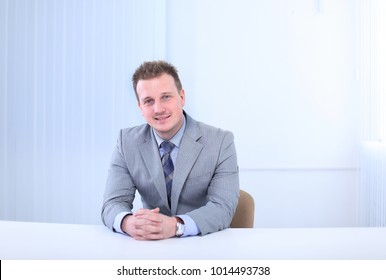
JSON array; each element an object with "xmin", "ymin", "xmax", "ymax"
[{"xmin": 143, "ymin": 99, "xmax": 154, "ymax": 106}]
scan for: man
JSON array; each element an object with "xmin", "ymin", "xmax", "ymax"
[{"xmin": 101, "ymin": 60, "xmax": 239, "ymax": 240}]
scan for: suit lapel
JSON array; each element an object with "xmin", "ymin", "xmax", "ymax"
[
  {"xmin": 171, "ymin": 116, "xmax": 203, "ymax": 214},
  {"xmin": 138, "ymin": 130, "xmax": 170, "ymax": 209}
]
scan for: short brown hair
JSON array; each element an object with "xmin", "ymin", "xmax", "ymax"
[{"xmin": 132, "ymin": 60, "xmax": 183, "ymax": 102}]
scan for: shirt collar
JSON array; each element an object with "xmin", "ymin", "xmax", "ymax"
[{"xmin": 152, "ymin": 115, "xmax": 186, "ymax": 149}]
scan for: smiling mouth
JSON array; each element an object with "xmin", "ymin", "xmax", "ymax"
[{"xmin": 154, "ymin": 115, "xmax": 170, "ymax": 121}]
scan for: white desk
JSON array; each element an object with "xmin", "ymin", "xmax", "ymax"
[{"xmin": 1, "ymin": 221, "xmax": 385, "ymax": 260}]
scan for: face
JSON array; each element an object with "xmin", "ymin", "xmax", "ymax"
[{"xmin": 137, "ymin": 73, "xmax": 185, "ymax": 140}]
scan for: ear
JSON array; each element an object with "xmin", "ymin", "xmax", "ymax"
[
  {"xmin": 137, "ymin": 101, "xmax": 144, "ymax": 115},
  {"xmin": 179, "ymin": 89, "xmax": 185, "ymax": 107}
]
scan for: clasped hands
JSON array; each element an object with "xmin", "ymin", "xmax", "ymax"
[{"xmin": 121, "ymin": 208, "xmax": 178, "ymax": 240}]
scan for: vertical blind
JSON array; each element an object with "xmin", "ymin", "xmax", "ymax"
[
  {"xmin": 359, "ymin": 0, "xmax": 386, "ymax": 226},
  {"xmin": 0, "ymin": 0, "xmax": 166, "ymax": 224}
]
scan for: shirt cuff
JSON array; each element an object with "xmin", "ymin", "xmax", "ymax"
[
  {"xmin": 113, "ymin": 211, "xmax": 131, "ymax": 234},
  {"xmin": 177, "ymin": 214, "xmax": 201, "ymax": 237}
]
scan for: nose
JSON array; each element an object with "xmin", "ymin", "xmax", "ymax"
[{"xmin": 153, "ymin": 100, "xmax": 164, "ymax": 113}]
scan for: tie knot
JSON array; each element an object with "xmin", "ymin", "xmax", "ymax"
[{"xmin": 161, "ymin": 141, "xmax": 175, "ymax": 154}]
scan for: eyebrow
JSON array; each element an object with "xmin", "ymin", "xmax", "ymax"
[
  {"xmin": 140, "ymin": 96, "xmax": 153, "ymax": 102},
  {"xmin": 140, "ymin": 92, "xmax": 174, "ymax": 102}
]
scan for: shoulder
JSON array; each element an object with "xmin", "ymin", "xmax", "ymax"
[
  {"xmin": 198, "ymin": 121, "xmax": 233, "ymax": 140},
  {"xmin": 118, "ymin": 123, "xmax": 151, "ymax": 144},
  {"xmin": 186, "ymin": 113, "xmax": 234, "ymax": 142}
]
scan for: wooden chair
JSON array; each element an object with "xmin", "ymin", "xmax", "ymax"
[{"xmin": 230, "ymin": 189, "xmax": 255, "ymax": 228}]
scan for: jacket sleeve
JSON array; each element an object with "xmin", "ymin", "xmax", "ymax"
[
  {"xmin": 101, "ymin": 130, "xmax": 136, "ymax": 230},
  {"xmin": 186, "ymin": 130, "xmax": 240, "ymax": 235}
]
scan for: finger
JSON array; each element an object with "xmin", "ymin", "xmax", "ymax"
[
  {"xmin": 136, "ymin": 232, "xmax": 165, "ymax": 240},
  {"xmin": 134, "ymin": 207, "xmax": 160, "ymax": 217},
  {"xmin": 134, "ymin": 209, "xmax": 161, "ymax": 222},
  {"xmin": 135, "ymin": 212, "xmax": 163, "ymax": 223},
  {"xmin": 132, "ymin": 225, "xmax": 163, "ymax": 239},
  {"xmin": 133, "ymin": 208, "xmax": 152, "ymax": 216},
  {"xmin": 134, "ymin": 219, "xmax": 160, "ymax": 228}
]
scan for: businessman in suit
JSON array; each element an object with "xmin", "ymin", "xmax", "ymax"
[{"xmin": 101, "ymin": 60, "xmax": 239, "ymax": 240}]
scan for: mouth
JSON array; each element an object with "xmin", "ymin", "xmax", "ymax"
[{"xmin": 154, "ymin": 115, "xmax": 170, "ymax": 121}]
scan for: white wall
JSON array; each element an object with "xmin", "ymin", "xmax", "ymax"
[
  {"xmin": 0, "ymin": 0, "xmax": 360, "ymax": 227},
  {"xmin": 166, "ymin": 0, "xmax": 359, "ymax": 227}
]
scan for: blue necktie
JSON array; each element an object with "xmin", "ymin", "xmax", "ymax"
[{"xmin": 161, "ymin": 141, "xmax": 175, "ymax": 207}]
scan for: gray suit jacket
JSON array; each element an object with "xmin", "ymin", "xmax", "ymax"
[{"xmin": 101, "ymin": 112, "xmax": 239, "ymax": 235}]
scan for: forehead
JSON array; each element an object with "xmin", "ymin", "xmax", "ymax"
[{"xmin": 136, "ymin": 73, "xmax": 177, "ymax": 97}]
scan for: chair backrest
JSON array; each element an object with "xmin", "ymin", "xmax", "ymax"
[{"xmin": 230, "ymin": 189, "xmax": 255, "ymax": 228}]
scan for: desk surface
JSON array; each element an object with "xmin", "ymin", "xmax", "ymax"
[{"xmin": 1, "ymin": 221, "xmax": 385, "ymax": 260}]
